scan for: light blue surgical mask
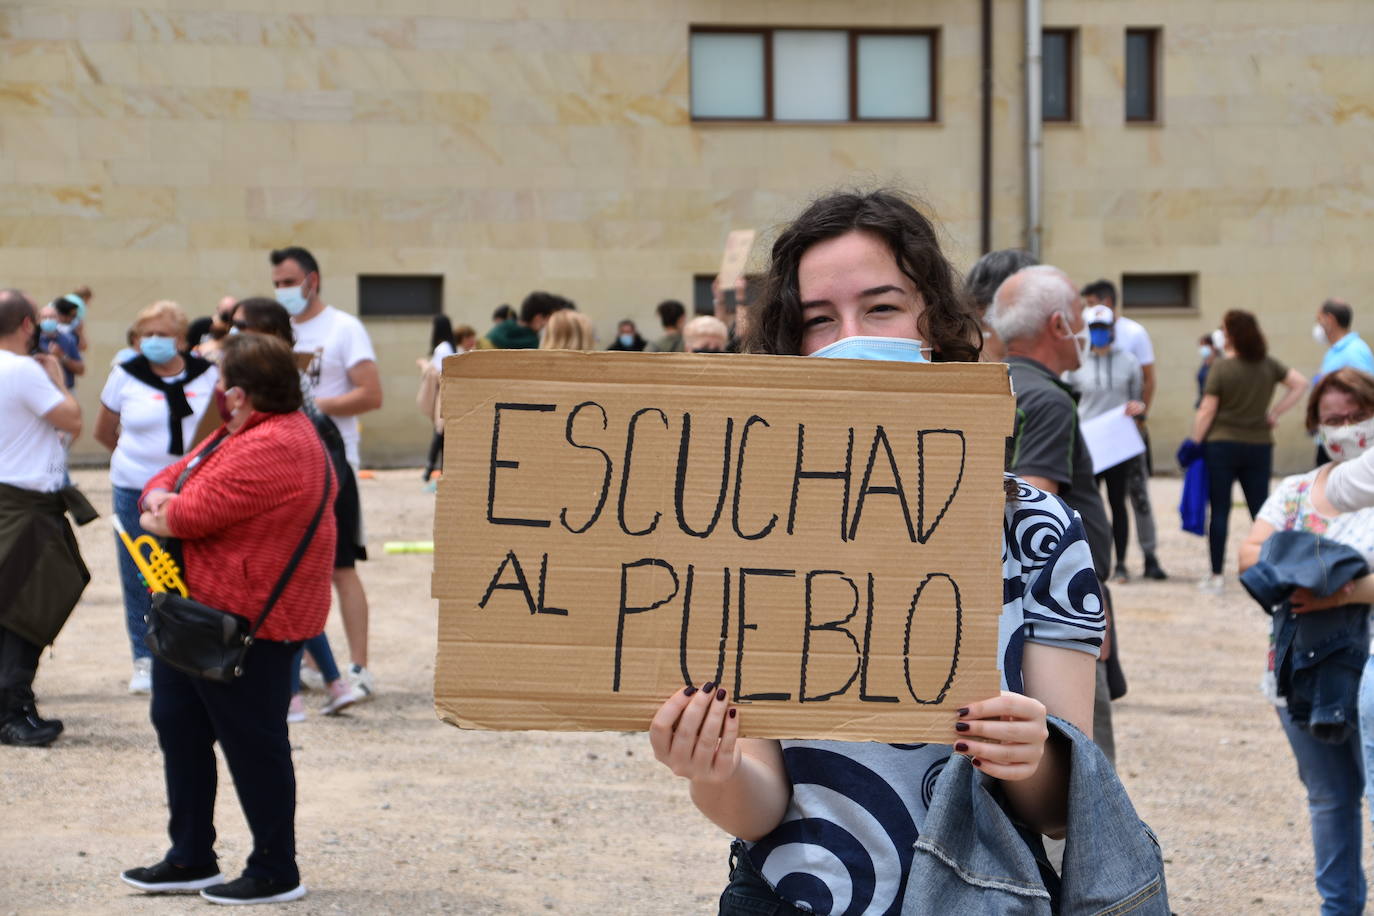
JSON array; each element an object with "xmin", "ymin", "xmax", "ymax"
[
  {"xmin": 139, "ymin": 334, "xmax": 178, "ymax": 364},
  {"xmin": 808, "ymin": 336, "xmax": 931, "ymax": 363},
  {"xmin": 39, "ymin": 319, "xmax": 59, "ymax": 333},
  {"xmin": 275, "ymin": 285, "xmax": 308, "ymax": 317},
  {"xmin": 618, "ymin": 333, "xmax": 635, "ymax": 347}
]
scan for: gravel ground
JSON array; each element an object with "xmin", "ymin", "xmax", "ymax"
[{"xmin": 0, "ymin": 470, "xmax": 1359, "ymax": 914}]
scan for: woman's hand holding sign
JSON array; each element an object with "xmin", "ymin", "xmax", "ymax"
[
  {"xmin": 650, "ymin": 686, "xmax": 792, "ymax": 842},
  {"xmin": 650, "ymin": 683, "xmax": 741, "ymax": 784},
  {"xmin": 951, "ymin": 691, "xmax": 1050, "ymax": 781}
]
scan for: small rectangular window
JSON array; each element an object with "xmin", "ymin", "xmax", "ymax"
[
  {"xmin": 690, "ymin": 31, "xmax": 767, "ymax": 119},
  {"xmin": 1122, "ymin": 273, "xmax": 1192, "ymax": 311},
  {"xmin": 856, "ymin": 33, "xmax": 933, "ymax": 120},
  {"xmin": 689, "ymin": 27, "xmax": 936, "ymax": 123},
  {"xmin": 1041, "ymin": 29, "xmax": 1074, "ymax": 122},
  {"xmin": 358, "ymin": 275, "xmax": 443, "ymax": 318},
  {"xmin": 1125, "ymin": 28, "xmax": 1160, "ymax": 122},
  {"xmin": 693, "ymin": 274, "xmax": 761, "ymax": 316}
]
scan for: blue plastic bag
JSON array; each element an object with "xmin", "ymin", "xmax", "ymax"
[{"xmin": 1176, "ymin": 439, "xmax": 1208, "ymax": 537}]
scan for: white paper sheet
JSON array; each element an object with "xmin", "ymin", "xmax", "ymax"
[{"xmin": 1079, "ymin": 405, "xmax": 1146, "ymax": 475}]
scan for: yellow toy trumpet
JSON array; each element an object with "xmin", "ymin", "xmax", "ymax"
[{"xmin": 111, "ymin": 515, "xmax": 188, "ymax": 598}]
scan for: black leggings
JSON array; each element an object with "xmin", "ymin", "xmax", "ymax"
[
  {"xmin": 1096, "ymin": 461, "xmax": 1132, "ymax": 570},
  {"xmin": 1204, "ymin": 440, "xmax": 1272, "ymax": 574},
  {"xmin": 424, "ymin": 431, "xmax": 444, "ymax": 480}
]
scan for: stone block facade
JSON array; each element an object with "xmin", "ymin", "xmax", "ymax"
[{"xmin": 2, "ymin": 0, "xmax": 1368, "ymax": 470}]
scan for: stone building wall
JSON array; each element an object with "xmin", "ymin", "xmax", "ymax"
[{"xmin": 1, "ymin": 0, "xmax": 1367, "ymax": 470}]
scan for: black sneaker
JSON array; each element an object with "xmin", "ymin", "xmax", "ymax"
[
  {"xmin": 1143, "ymin": 556, "xmax": 1169, "ymax": 580},
  {"xmin": 0, "ymin": 710, "xmax": 61, "ymax": 747},
  {"xmin": 1113, "ymin": 564, "xmax": 1129, "ymax": 584},
  {"xmin": 121, "ymin": 859, "xmax": 224, "ymax": 893},
  {"xmin": 200, "ymin": 875, "xmax": 307, "ymax": 905}
]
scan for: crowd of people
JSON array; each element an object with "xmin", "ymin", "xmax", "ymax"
[{"xmin": 4, "ymin": 189, "xmax": 1374, "ymax": 910}]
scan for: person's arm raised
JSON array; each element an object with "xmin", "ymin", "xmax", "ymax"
[{"xmin": 649, "ymin": 686, "xmax": 791, "ymax": 841}]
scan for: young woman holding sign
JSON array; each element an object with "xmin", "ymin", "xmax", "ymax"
[{"xmin": 648, "ymin": 191, "xmax": 1108, "ymax": 915}]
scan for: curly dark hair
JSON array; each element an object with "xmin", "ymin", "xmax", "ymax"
[
  {"xmin": 1222, "ymin": 309, "xmax": 1267, "ymax": 362},
  {"xmin": 742, "ymin": 190, "xmax": 980, "ymax": 361}
]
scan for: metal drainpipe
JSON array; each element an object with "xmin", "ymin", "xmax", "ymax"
[{"xmin": 1025, "ymin": 0, "xmax": 1043, "ymax": 260}]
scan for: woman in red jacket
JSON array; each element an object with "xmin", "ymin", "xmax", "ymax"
[{"xmin": 119, "ymin": 333, "xmax": 335, "ymax": 906}]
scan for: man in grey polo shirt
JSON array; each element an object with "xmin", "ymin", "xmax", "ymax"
[{"xmin": 989, "ymin": 266, "xmax": 1120, "ymax": 763}]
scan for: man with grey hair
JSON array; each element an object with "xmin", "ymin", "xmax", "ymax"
[
  {"xmin": 0, "ymin": 288, "xmax": 89, "ymax": 747},
  {"xmin": 988, "ymin": 266, "xmax": 1120, "ymax": 762}
]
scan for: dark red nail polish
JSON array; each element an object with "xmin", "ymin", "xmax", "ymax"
[
  {"xmin": 957, "ymin": 707, "xmax": 970, "ymax": 717},
  {"xmin": 703, "ymin": 681, "xmax": 716, "ymax": 693},
  {"xmin": 684, "ymin": 686, "xmax": 697, "ymax": 697},
  {"xmin": 955, "ymin": 742, "xmax": 968, "ymax": 753},
  {"xmin": 972, "ymin": 757, "xmax": 983, "ymax": 768},
  {"xmin": 955, "ymin": 721, "xmax": 970, "ymax": 732},
  {"xmin": 715, "ymin": 688, "xmax": 727, "ymax": 702},
  {"xmin": 728, "ymin": 708, "xmax": 737, "ymax": 719}
]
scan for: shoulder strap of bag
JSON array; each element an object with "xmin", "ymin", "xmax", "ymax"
[{"xmin": 246, "ymin": 444, "xmax": 333, "ymax": 642}]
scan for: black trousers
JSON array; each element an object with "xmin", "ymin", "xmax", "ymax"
[
  {"xmin": 424, "ymin": 430, "xmax": 444, "ymax": 479},
  {"xmin": 0, "ymin": 623, "xmax": 42, "ymax": 714},
  {"xmin": 1204, "ymin": 440, "xmax": 1272, "ymax": 575},
  {"xmin": 1096, "ymin": 461, "xmax": 1133, "ymax": 570},
  {"xmin": 150, "ymin": 640, "xmax": 300, "ymax": 884}
]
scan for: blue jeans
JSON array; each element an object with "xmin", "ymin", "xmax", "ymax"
[
  {"xmin": 1279, "ymin": 706, "xmax": 1366, "ymax": 915},
  {"xmin": 291, "ymin": 633, "xmax": 341, "ymax": 694},
  {"xmin": 113, "ymin": 485, "xmax": 153, "ymax": 662}
]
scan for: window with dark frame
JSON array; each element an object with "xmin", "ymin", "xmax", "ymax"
[
  {"xmin": 357, "ymin": 275, "xmax": 443, "ymax": 318},
  {"xmin": 692, "ymin": 274, "xmax": 762, "ymax": 316},
  {"xmin": 1122, "ymin": 273, "xmax": 1192, "ymax": 311},
  {"xmin": 1041, "ymin": 28, "xmax": 1075, "ymax": 122},
  {"xmin": 689, "ymin": 27, "xmax": 938, "ymax": 122},
  {"xmin": 1125, "ymin": 28, "xmax": 1160, "ymax": 122}
]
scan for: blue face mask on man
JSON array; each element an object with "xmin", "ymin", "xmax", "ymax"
[
  {"xmin": 808, "ymin": 335, "xmax": 931, "ymax": 363},
  {"xmin": 1088, "ymin": 326, "xmax": 1113, "ymax": 349},
  {"xmin": 39, "ymin": 319, "xmax": 60, "ymax": 334},
  {"xmin": 139, "ymin": 334, "xmax": 178, "ymax": 365}
]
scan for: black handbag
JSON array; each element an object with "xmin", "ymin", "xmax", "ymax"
[{"xmin": 144, "ymin": 434, "xmax": 332, "ymax": 683}]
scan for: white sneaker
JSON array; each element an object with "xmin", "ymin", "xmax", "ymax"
[
  {"xmin": 320, "ymin": 680, "xmax": 358, "ymax": 716},
  {"xmin": 1197, "ymin": 574, "xmax": 1224, "ymax": 595},
  {"xmin": 286, "ymin": 694, "xmax": 307, "ymax": 723},
  {"xmin": 298, "ymin": 666, "xmax": 325, "ymax": 692},
  {"xmin": 129, "ymin": 658, "xmax": 152, "ymax": 695},
  {"xmin": 347, "ymin": 665, "xmax": 376, "ymax": 703}
]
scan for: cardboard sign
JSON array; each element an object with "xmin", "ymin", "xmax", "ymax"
[
  {"xmin": 433, "ymin": 352, "xmax": 1014, "ymax": 742},
  {"xmin": 716, "ymin": 229, "xmax": 756, "ymax": 290}
]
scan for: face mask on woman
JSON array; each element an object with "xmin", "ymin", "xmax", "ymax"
[
  {"xmin": 139, "ymin": 334, "xmax": 178, "ymax": 365},
  {"xmin": 39, "ymin": 318, "xmax": 59, "ymax": 333},
  {"xmin": 808, "ymin": 336, "xmax": 930, "ymax": 363},
  {"xmin": 1198, "ymin": 346, "xmax": 1213, "ymax": 360},
  {"xmin": 1319, "ymin": 417, "xmax": 1374, "ymax": 461}
]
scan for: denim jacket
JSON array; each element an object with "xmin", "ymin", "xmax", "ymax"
[
  {"xmin": 903, "ymin": 716, "xmax": 1167, "ymax": 915},
  {"xmin": 1239, "ymin": 529, "xmax": 1370, "ymax": 744}
]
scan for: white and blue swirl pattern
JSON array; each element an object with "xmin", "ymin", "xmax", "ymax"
[{"xmin": 744, "ymin": 476, "xmax": 1102, "ymax": 915}]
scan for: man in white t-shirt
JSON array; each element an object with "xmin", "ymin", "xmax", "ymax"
[
  {"xmin": 0, "ymin": 290, "xmax": 84, "ymax": 746},
  {"xmin": 1081, "ymin": 279, "xmax": 1168, "ymax": 581},
  {"xmin": 270, "ymin": 246, "xmax": 383, "ymax": 701}
]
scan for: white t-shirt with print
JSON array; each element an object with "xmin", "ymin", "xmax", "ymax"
[
  {"xmin": 100, "ymin": 362, "xmax": 219, "ymax": 490},
  {"xmin": 1111, "ymin": 315, "xmax": 1155, "ymax": 368},
  {"xmin": 293, "ymin": 306, "xmax": 377, "ymax": 466},
  {"xmin": 0, "ymin": 350, "xmax": 67, "ymax": 492}
]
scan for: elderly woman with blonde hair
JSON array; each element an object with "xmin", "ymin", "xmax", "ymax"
[
  {"xmin": 539, "ymin": 309, "xmax": 596, "ymax": 351},
  {"xmin": 94, "ymin": 299, "xmax": 218, "ymax": 694}
]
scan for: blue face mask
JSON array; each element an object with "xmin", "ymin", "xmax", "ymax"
[
  {"xmin": 39, "ymin": 319, "xmax": 59, "ymax": 333},
  {"xmin": 139, "ymin": 335, "xmax": 178, "ymax": 365},
  {"xmin": 1088, "ymin": 326, "xmax": 1113, "ymax": 349},
  {"xmin": 275, "ymin": 283, "xmax": 309, "ymax": 317},
  {"xmin": 808, "ymin": 336, "xmax": 930, "ymax": 363},
  {"xmin": 618, "ymin": 333, "xmax": 635, "ymax": 347}
]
